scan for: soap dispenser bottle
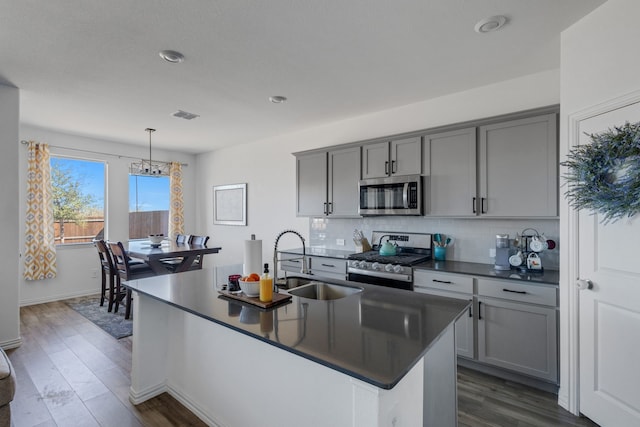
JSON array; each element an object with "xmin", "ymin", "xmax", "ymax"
[{"xmin": 259, "ymin": 263, "xmax": 273, "ymax": 303}]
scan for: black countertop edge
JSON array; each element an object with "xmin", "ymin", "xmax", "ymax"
[
  {"xmin": 278, "ymin": 247, "xmax": 353, "ymax": 259},
  {"xmin": 127, "ymin": 269, "xmax": 469, "ymax": 390},
  {"xmin": 414, "ymin": 260, "xmax": 559, "ymax": 285}
]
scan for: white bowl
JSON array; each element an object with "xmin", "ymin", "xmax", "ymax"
[
  {"xmin": 148, "ymin": 234, "xmax": 165, "ymax": 244},
  {"xmin": 239, "ymin": 279, "xmax": 260, "ymax": 297}
]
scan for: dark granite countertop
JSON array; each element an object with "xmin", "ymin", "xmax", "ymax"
[
  {"xmin": 414, "ymin": 260, "xmax": 559, "ymax": 285},
  {"xmin": 127, "ymin": 268, "xmax": 469, "ymax": 390},
  {"xmin": 280, "ymin": 247, "xmax": 559, "ymax": 286},
  {"xmin": 278, "ymin": 247, "xmax": 353, "ymax": 259}
]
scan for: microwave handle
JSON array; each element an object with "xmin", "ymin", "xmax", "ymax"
[{"xmin": 403, "ymin": 182, "xmax": 409, "ymax": 208}]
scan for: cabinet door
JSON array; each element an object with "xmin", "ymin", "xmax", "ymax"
[
  {"xmin": 327, "ymin": 146, "xmax": 361, "ymax": 217},
  {"xmin": 362, "ymin": 141, "xmax": 390, "ymax": 179},
  {"xmin": 296, "ymin": 152, "xmax": 328, "ymax": 216},
  {"xmin": 478, "ymin": 113, "xmax": 558, "ymax": 217},
  {"xmin": 414, "ymin": 284, "xmax": 474, "ymax": 359},
  {"xmin": 477, "ymin": 297, "xmax": 558, "ymax": 383},
  {"xmin": 423, "ymin": 128, "xmax": 476, "ymax": 216},
  {"xmin": 390, "ymin": 136, "xmax": 421, "ymax": 176}
]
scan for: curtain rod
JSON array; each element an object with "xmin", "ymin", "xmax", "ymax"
[{"xmin": 19, "ymin": 140, "xmax": 188, "ymax": 167}]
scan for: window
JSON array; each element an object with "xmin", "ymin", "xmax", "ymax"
[
  {"xmin": 129, "ymin": 175, "xmax": 170, "ymax": 239},
  {"xmin": 50, "ymin": 157, "xmax": 105, "ymax": 245}
]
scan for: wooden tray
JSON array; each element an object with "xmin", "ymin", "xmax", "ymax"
[{"xmin": 218, "ymin": 290, "xmax": 292, "ymax": 309}]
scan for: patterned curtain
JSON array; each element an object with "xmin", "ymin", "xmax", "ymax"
[
  {"xmin": 24, "ymin": 141, "xmax": 57, "ymax": 280},
  {"xmin": 169, "ymin": 161, "xmax": 184, "ymax": 239}
]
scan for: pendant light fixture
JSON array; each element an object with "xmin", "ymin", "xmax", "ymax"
[{"xmin": 129, "ymin": 128, "xmax": 170, "ymax": 176}]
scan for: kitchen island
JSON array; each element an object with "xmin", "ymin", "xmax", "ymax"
[{"xmin": 126, "ymin": 268, "xmax": 469, "ymax": 426}]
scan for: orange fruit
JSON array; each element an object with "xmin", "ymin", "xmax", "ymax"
[{"xmin": 249, "ymin": 273, "xmax": 260, "ymax": 281}]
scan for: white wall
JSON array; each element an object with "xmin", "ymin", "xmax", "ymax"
[
  {"xmin": 0, "ymin": 84, "xmax": 20, "ymax": 348},
  {"xmin": 196, "ymin": 70, "xmax": 561, "ymax": 272},
  {"xmin": 18, "ymin": 125, "xmax": 197, "ymax": 306},
  {"xmin": 558, "ymin": 0, "xmax": 640, "ymax": 411}
]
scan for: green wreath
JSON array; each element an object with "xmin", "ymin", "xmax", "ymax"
[{"xmin": 562, "ymin": 121, "xmax": 640, "ymax": 223}]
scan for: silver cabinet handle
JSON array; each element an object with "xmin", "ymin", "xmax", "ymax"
[
  {"xmin": 433, "ymin": 279, "xmax": 453, "ymax": 284},
  {"xmin": 577, "ymin": 279, "xmax": 593, "ymax": 290}
]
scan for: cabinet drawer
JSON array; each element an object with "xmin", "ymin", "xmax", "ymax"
[
  {"xmin": 477, "ymin": 278, "xmax": 557, "ymax": 307},
  {"xmin": 280, "ymin": 253, "xmax": 305, "ymax": 273},
  {"xmin": 414, "ymin": 270, "xmax": 473, "ymax": 294},
  {"xmin": 309, "ymin": 257, "xmax": 347, "ymax": 276}
]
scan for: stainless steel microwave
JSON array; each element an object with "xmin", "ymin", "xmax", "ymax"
[{"xmin": 358, "ymin": 174, "xmax": 423, "ymax": 216}]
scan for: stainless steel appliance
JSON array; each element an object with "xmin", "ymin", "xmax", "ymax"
[
  {"xmin": 348, "ymin": 231, "xmax": 432, "ymax": 291},
  {"xmin": 358, "ymin": 174, "xmax": 423, "ymax": 216},
  {"xmin": 494, "ymin": 234, "xmax": 511, "ymax": 271}
]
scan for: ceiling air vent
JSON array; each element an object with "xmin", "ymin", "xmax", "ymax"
[{"xmin": 172, "ymin": 110, "xmax": 200, "ymax": 120}]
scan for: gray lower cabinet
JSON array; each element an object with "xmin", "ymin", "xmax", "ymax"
[
  {"xmin": 414, "ymin": 271, "xmax": 474, "ymax": 359},
  {"xmin": 476, "ymin": 278, "xmax": 558, "ymax": 383},
  {"xmin": 296, "ymin": 147, "xmax": 361, "ymax": 217},
  {"xmin": 280, "ymin": 254, "xmax": 347, "ymax": 281},
  {"xmin": 362, "ymin": 136, "xmax": 421, "ymax": 179},
  {"xmin": 308, "ymin": 256, "xmax": 347, "ymax": 281},
  {"xmin": 414, "ymin": 270, "xmax": 559, "ymax": 384}
]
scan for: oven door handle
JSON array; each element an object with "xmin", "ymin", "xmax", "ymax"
[{"xmin": 348, "ymin": 268, "xmax": 412, "ymax": 282}]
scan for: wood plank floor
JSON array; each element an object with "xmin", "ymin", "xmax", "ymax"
[{"xmin": 6, "ymin": 300, "xmax": 598, "ymax": 427}]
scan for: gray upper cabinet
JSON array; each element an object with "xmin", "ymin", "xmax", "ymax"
[
  {"xmin": 423, "ymin": 112, "xmax": 558, "ymax": 218},
  {"xmin": 423, "ymin": 127, "xmax": 477, "ymax": 216},
  {"xmin": 327, "ymin": 146, "xmax": 361, "ymax": 217},
  {"xmin": 296, "ymin": 151, "xmax": 327, "ymax": 216},
  {"xmin": 478, "ymin": 113, "xmax": 558, "ymax": 217},
  {"xmin": 296, "ymin": 147, "xmax": 361, "ymax": 217},
  {"xmin": 362, "ymin": 136, "xmax": 421, "ymax": 179}
]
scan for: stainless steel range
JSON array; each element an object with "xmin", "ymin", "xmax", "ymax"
[{"xmin": 348, "ymin": 231, "xmax": 432, "ymax": 291}]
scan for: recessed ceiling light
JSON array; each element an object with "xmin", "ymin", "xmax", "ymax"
[
  {"xmin": 269, "ymin": 96, "xmax": 287, "ymax": 104},
  {"xmin": 159, "ymin": 50, "xmax": 185, "ymax": 63},
  {"xmin": 474, "ymin": 15, "xmax": 507, "ymax": 33}
]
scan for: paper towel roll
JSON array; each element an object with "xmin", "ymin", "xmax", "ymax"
[{"xmin": 243, "ymin": 239, "xmax": 262, "ymax": 276}]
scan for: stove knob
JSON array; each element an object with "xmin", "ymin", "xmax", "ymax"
[
  {"xmin": 371, "ymin": 262, "xmax": 380, "ymax": 271},
  {"xmin": 393, "ymin": 265, "xmax": 403, "ymax": 273},
  {"xmin": 350, "ymin": 260, "xmax": 359, "ymax": 268},
  {"xmin": 359, "ymin": 261, "xmax": 368, "ymax": 269},
  {"xmin": 384, "ymin": 264, "xmax": 394, "ymax": 272}
]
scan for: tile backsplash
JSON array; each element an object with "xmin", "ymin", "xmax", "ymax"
[{"xmin": 309, "ymin": 216, "xmax": 560, "ymax": 269}]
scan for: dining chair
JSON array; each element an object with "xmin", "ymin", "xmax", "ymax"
[
  {"xmin": 176, "ymin": 234, "xmax": 187, "ymax": 244},
  {"xmin": 95, "ymin": 240, "xmax": 117, "ymax": 312},
  {"xmin": 188, "ymin": 235, "xmax": 210, "ymax": 270},
  {"xmin": 108, "ymin": 241, "xmax": 155, "ymax": 320},
  {"xmin": 190, "ymin": 235, "xmax": 209, "ymax": 246}
]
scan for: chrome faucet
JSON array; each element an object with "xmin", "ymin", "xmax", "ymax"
[{"xmin": 273, "ymin": 229, "xmax": 308, "ymax": 290}]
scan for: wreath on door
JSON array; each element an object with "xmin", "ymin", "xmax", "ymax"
[{"xmin": 562, "ymin": 121, "xmax": 640, "ymax": 224}]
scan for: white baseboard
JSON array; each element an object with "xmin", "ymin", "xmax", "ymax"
[
  {"xmin": 1, "ymin": 337, "xmax": 22, "ymax": 350},
  {"xmin": 20, "ymin": 289, "xmax": 99, "ymax": 307},
  {"xmin": 167, "ymin": 383, "xmax": 222, "ymax": 427},
  {"xmin": 129, "ymin": 382, "xmax": 167, "ymax": 405}
]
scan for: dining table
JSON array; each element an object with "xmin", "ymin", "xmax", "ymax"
[{"xmin": 126, "ymin": 240, "xmax": 222, "ymax": 275}]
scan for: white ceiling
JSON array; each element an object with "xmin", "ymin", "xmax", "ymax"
[{"xmin": 0, "ymin": 0, "xmax": 605, "ymax": 153}]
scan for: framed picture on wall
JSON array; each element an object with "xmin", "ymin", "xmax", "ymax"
[{"xmin": 213, "ymin": 183, "xmax": 247, "ymax": 226}]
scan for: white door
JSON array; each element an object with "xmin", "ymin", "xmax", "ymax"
[{"xmin": 577, "ymin": 101, "xmax": 640, "ymax": 426}]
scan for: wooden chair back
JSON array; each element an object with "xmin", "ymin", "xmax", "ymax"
[{"xmin": 190, "ymin": 235, "xmax": 209, "ymax": 246}]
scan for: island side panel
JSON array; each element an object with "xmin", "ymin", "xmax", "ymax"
[
  {"xmin": 423, "ymin": 324, "xmax": 457, "ymax": 427},
  {"xmin": 129, "ymin": 292, "xmax": 171, "ymax": 404},
  {"xmin": 157, "ymin": 303, "xmax": 424, "ymax": 427}
]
